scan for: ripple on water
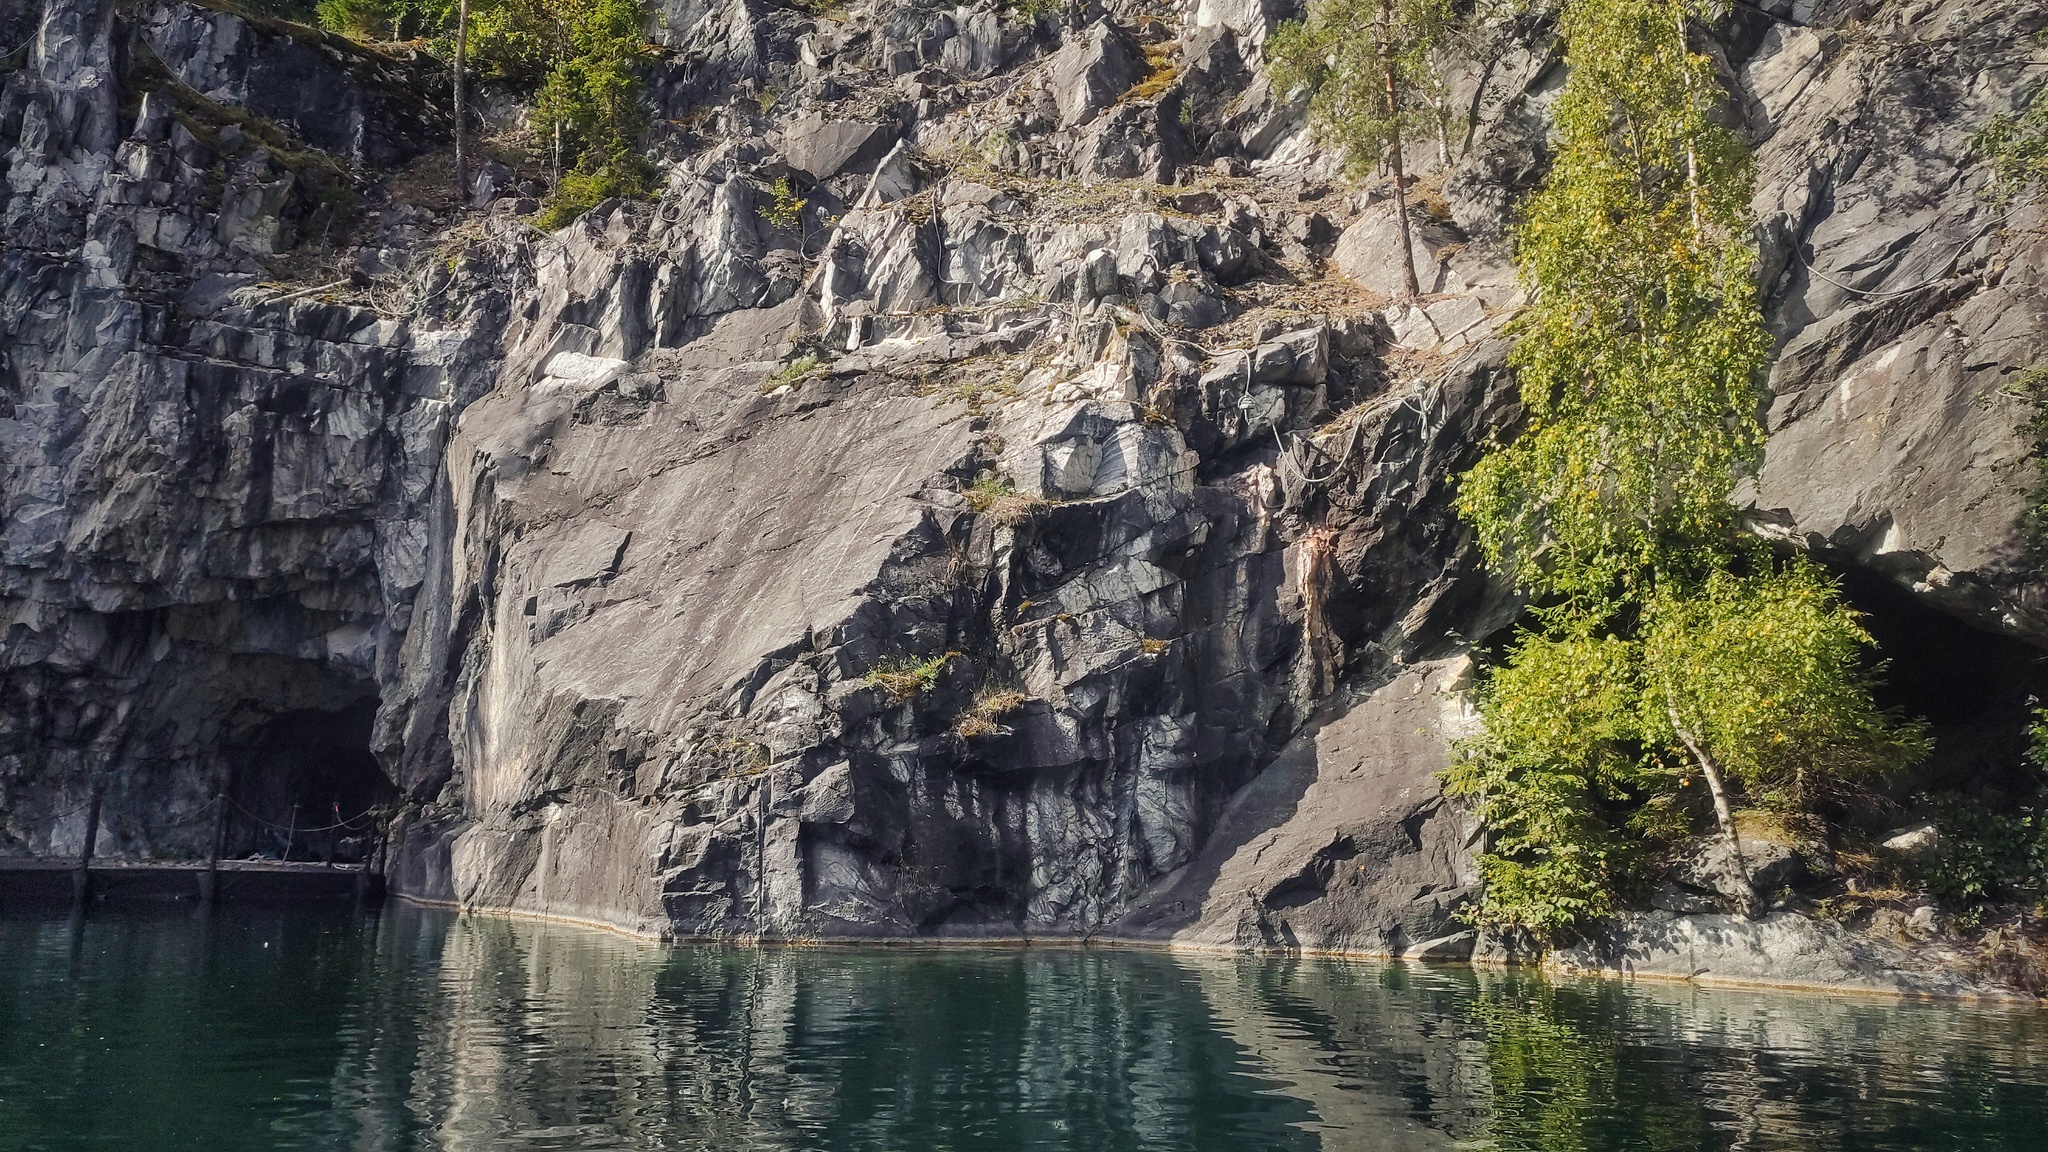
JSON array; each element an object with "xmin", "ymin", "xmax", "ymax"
[{"xmin": 3, "ymin": 904, "xmax": 2047, "ymax": 1151}]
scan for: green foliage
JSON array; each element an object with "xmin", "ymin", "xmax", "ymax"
[
  {"xmin": 533, "ymin": 0, "xmax": 653, "ymax": 174},
  {"xmin": 315, "ymin": 0, "xmax": 440, "ymax": 40},
  {"xmin": 318, "ymin": 0, "xmax": 626, "ymax": 85},
  {"xmin": 1445, "ymin": 0, "xmax": 1928, "ymax": 940},
  {"xmin": 954, "ymin": 685, "xmax": 1028, "ymax": 739},
  {"xmin": 318, "ymin": 0, "xmax": 655, "ymax": 227},
  {"xmin": 1447, "ymin": 565, "xmax": 1924, "ymax": 940},
  {"xmin": 1921, "ymin": 793, "xmax": 2048, "ymax": 929},
  {"xmin": 760, "ymin": 177, "xmax": 806, "ymax": 230},
  {"xmin": 866, "ymin": 654, "xmax": 955, "ymax": 705},
  {"xmin": 962, "ymin": 473, "xmax": 1044, "ymax": 527},
  {"xmin": 1267, "ymin": 0, "xmax": 1453, "ymax": 178},
  {"xmin": 1457, "ymin": 0, "xmax": 1768, "ymax": 603},
  {"xmin": 1641, "ymin": 565, "xmax": 1930, "ymax": 810},
  {"xmin": 1918, "ymin": 710, "xmax": 2048, "ymax": 929},
  {"xmin": 462, "ymin": 0, "xmax": 580, "ymax": 84},
  {"xmin": 761, "ymin": 353, "xmax": 824, "ymax": 391},
  {"xmin": 2003, "ymin": 364, "xmax": 2048, "ymax": 565},
  {"xmin": 533, "ymin": 155, "xmax": 652, "ymax": 228},
  {"xmin": 1444, "ymin": 632, "xmax": 1657, "ymax": 938},
  {"xmin": 1970, "ymin": 82, "xmax": 2048, "ymax": 207}
]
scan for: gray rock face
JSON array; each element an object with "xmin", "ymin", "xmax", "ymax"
[
  {"xmin": 1740, "ymin": 2, "xmax": 2048, "ymax": 646},
  {"xmin": 0, "ymin": 0, "xmax": 484, "ymax": 862},
  {"xmin": 1046, "ymin": 21, "xmax": 1144, "ymax": 129},
  {"xmin": 777, "ymin": 115, "xmax": 897, "ymax": 183},
  {"xmin": 0, "ymin": 0, "xmax": 2043, "ymax": 1001},
  {"xmin": 1116, "ymin": 660, "xmax": 1481, "ymax": 958},
  {"xmin": 1550, "ymin": 911, "xmax": 2004, "ymax": 1000},
  {"xmin": 647, "ymin": 0, "xmax": 770, "ymax": 111}
]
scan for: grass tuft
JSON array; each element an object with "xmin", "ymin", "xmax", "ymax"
[
  {"xmin": 962, "ymin": 474, "xmax": 1045, "ymax": 527},
  {"xmin": 865, "ymin": 653, "xmax": 957, "ymax": 704},
  {"xmin": 953, "ymin": 685, "xmax": 1029, "ymax": 738},
  {"xmin": 1129, "ymin": 42, "xmax": 1179, "ymax": 102},
  {"xmin": 762, "ymin": 353, "xmax": 826, "ymax": 392}
]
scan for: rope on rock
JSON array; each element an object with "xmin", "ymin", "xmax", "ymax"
[
  {"xmin": 28, "ymin": 796, "xmax": 99, "ymax": 823},
  {"xmin": 1273, "ymin": 385, "xmax": 1433, "ymax": 510},
  {"xmin": 226, "ymin": 797, "xmax": 380, "ymax": 835},
  {"xmin": 1790, "ymin": 207, "xmax": 2014, "ymax": 301},
  {"xmin": 29, "ymin": 792, "xmax": 221, "ymax": 829}
]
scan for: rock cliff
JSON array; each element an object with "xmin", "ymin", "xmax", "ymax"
[{"xmin": 2, "ymin": 0, "xmax": 2044, "ymax": 989}]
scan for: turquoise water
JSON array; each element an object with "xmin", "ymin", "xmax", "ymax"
[{"xmin": 3, "ymin": 905, "xmax": 2047, "ymax": 1150}]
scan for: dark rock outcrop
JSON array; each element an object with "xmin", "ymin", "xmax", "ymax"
[
  {"xmin": 1, "ymin": 0, "xmax": 2043, "ymax": 1001},
  {"xmin": 143, "ymin": 1, "xmax": 445, "ymax": 167}
]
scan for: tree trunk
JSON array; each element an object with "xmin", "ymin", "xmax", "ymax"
[
  {"xmin": 1379, "ymin": 1, "xmax": 1422, "ymax": 300},
  {"xmin": 453, "ymin": 0, "xmax": 470, "ymax": 204},
  {"xmin": 1666, "ymin": 696, "xmax": 1757, "ymax": 917},
  {"xmin": 1674, "ymin": 4, "xmax": 1703, "ymax": 240}
]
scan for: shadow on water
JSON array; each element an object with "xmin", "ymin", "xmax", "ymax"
[{"xmin": 5, "ymin": 904, "xmax": 2048, "ymax": 1150}]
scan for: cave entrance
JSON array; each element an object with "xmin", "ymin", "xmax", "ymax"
[
  {"xmin": 1833, "ymin": 567, "xmax": 2048, "ymax": 814},
  {"xmin": 224, "ymin": 699, "xmax": 394, "ymax": 865}
]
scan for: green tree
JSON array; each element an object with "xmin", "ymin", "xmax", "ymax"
[
  {"xmin": 1270, "ymin": 0, "xmax": 1453, "ymax": 297},
  {"xmin": 1971, "ymin": 80, "xmax": 2048, "ymax": 207},
  {"xmin": 316, "ymin": 0, "xmax": 443, "ymax": 40},
  {"xmin": 318, "ymin": 0, "xmax": 654, "ymax": 225},
  {"xmin": 531, "ymin": 0, "xmax": 655, "ymax": 227},
  {"xmin": 1641, "ymin": 564, "xmax": 1927, "ymax": 820},
  {"xmin": 1445, "ymin": 0, "xmax": 1927, "ymax": 938},
  {"xmin": 1455, "ymin": 0, "xmax": 1766, "ymax": 605},
  {"xmin": 1447, "ymin": 563, "xmax": 1926, "ymax": 935},
  {"xmin": 1444, "ymin": 629, "xmax": 1662, "ymax": 937}
]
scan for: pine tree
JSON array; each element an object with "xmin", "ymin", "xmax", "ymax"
[{"xmin": 1270, "ymin": 0, "xmax": 1453, "ymax": 298}]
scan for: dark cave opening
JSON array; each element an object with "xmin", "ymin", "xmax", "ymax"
[
  {"xmin": 224, "ymin": 699, "xmax": 394, "ymax": 864},
  {"xmin": 1832, "ymin": 567, "xmax": 2048, "ymax": 816}
]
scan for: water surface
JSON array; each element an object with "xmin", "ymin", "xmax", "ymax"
[{"xmin": 2, "ymin": 903, "xmax": 2046, "ymax": 1150}]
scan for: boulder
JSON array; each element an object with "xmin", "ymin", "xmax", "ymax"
[
  {"xmin": 470, "ymin": 160, "xmax": 514, "ymax": 205},
  {"xmin": 856, "ymin": 140, "xmax": 920, "ymax": 207},
  {"xmin": 1185, "ymin": 0, "xmax": 1293, "ymax": 49},
  {"xmin": 1331, "ymin": 202, "xmax": 1461, "ymax": 297},
  {"xmin": 1880, "ymin": 822, "xmax": 1941, "ymax": 855},
  {"xmin": 1194, "ymin": 224, "xmax": 1254, "ymax": 283},
  {"xmin": 1383, "ymin": 296, "xmax": 1494, "ymax": 352},
  {"xmin": 1667, "ymin": 830, "xmax": 1811, "ymax": 907},
  {"xmin": 1046, "ymin": 21, "xmax": 1144, "ymax": 129},
  {"xmin": 1249, "ymin": 325, "xmax": 1328, "ymax": 387},
  {"xmin": 780, "ymin": 115, "xmax": 897, "ymax": 183},
  {"xmin": 1078, "ymin": 247, "xmax": 1121, "ymax": 304},
  {"xmin": 936, "ymin": 7, "xmax": 1016, "ymax": 77}
]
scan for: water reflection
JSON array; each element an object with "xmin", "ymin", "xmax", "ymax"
[{"xmin": 4, "ymin": 904, "xmax": 2048, "ymax": 1150}]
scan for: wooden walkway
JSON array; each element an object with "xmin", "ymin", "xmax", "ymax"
[{"xmin": 0, "ymin": 858, "xmax": 383, "ymax": 908}]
